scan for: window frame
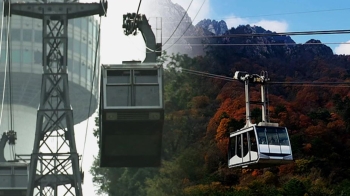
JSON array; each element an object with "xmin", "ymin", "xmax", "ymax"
[{"xmin": 104, "ymin": 68, "xmax": 162, "ymax": 109}]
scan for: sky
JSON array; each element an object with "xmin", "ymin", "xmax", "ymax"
[
  {"xmin": 81, "ymin": 0, "xmax": 350, "ymax": 65},
  {"xmin": 74, "ymin": 0, "xmax": 350, "ymax": 195}
]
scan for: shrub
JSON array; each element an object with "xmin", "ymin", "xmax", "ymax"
[{"xmin": 282, "ymin": 178, "xmax": 307, "ymax": 196}]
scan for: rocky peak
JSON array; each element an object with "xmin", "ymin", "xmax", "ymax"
[
  {"xmin": 207, "ymin": 24, "xmax": 296, "ymax": 59},
  {"xmin": 289, "ymin": 39, "xmax": 334, "ymax": 60},
  {"xmin": 195, "ymin": 19, "xmax": 228, "ymax": 35}
]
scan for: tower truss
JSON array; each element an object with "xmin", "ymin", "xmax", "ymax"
[{"xmin": 3, "ymin": 1, "xmax": 107, "ymax": 195}]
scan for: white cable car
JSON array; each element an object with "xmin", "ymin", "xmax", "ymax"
[
  {"xmin": 228, "ymin": 123, "xmax": 293, "ymax": 168},
  {"xmin": 228, "ymin": 71, "xmax": 293, "ymax": 168},
  {"xmin": 99, "ymin": 61, "xmax": 164, "ymax": 167}
]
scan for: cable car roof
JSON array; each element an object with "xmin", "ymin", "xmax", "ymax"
[
  {"xmin": 102, "ymin": 62, "xmax": 162, "ymax": 70},
  {"xmin": 229, "ymin": 124, "xmax": 287, "ymax": 137}
]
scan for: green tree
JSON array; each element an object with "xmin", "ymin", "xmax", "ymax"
[{"xmin": 282, "ymin": 178, "xmax": 307, "ymax": 196}]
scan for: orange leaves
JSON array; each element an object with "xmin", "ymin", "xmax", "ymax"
[
  {"xmin": 327, "ymin": 119, "xmax": 345, "ymax": 131},
  {"xmin": 216, "ymin": 82, "xmax": 242, "ymax": 102},
  {"xmin": 216, "ymin": 118, "xmax": 230, "ymax": 140},
  {"xmin": 299, "ymin": 114, "xmax": 312, "ymax": 128},
  {"xmin": 305, "ymin": 123, "xmax": 329, "ymax": 137},
  {"xmin": 215, "ymin": 118, "xmax": 230, "ymax": 155},
  {"xmin": 304, "ymin": 124, "xmax": 326, "ymax": 137},
  {"xmin": 294, "ymin": 86, "xmax": 321, "ymax": 110},
  {"xmin": 303, "ymin": 143, "xmax": 312, "ymax": 153},
  {"xmin": 220, "ymin": 96, "xmax": 246, "ymax": 120},
  {"xmin": 190, "ymin": 96, "xmax": 210, "ymax": 109},
  {"xmin": 278, "ymin": 163, "xmax": 296, "ymax": 175},
  {"xmin": 207, "ymin": 96, "xmax": 245, "ymax": 136},
  {"xmin": 251, "ymin": 169, "xmax": 262, "ymax": 177},
  {"xmin": 303, "ymin": 112, "xmax": 345, "ymax": 137}
]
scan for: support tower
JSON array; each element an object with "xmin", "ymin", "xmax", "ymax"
[{"xmin": 3, "ymin": 1, "xmax": 107, "ymax": 195}]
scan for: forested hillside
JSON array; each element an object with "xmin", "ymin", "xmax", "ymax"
[{"xmin": 91, "ymin": 26, "xmax": 350, "ymax": 195}]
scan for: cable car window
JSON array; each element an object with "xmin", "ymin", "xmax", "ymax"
[
  {"xmin": 0, "ymin": 167, "xmax": 11, "ymax": 174},
  {"xmin": 14, "ymin": 167, "xmax": 27, "ymax": 175},
  {"xmin": 135, "ymin": 86, "xmax": 159, "ymax": 106},
  {"xmin": 277, "ymin": 128, "xmax": 289, "ymax": 146},
  {"xmin": 243, "ymin": 132, "xmax": 248, "ymax": 157},
  {"xmin": 266, "ymin": 128, "xmax": 279, "ymax": 145},
  {"xmin": 134, "ymin": 70, "xmax": 158, "ymax": 83},
  {"xmin": 107, "ymin": 70, "xmax": 131, "ymax": 83},
  {"xmin": 237, "ymin": 134, "xmax": 242, "ymax": 158},
  {"xmin": 249, "ymin": 131, "xmax": 257, "ymax": 151},
  {"xmin": 106, "ymin": 86, "xmax": 131, "ymax": 106},
  {"xmin": 228, "ymin": 136, "xmax": 236, "ymax": 159},
  {"xmin": 256, "ymin": 127, "xmax": 267, "ymax": 144}
]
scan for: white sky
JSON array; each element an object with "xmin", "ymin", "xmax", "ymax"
[
  {"xmin": 78, "ymin": 1, "xmax": 147, "ymax": 195},
  {"xmin": 172, "ymin": 0, "xmax": 211, "ymax": 24},
  {"xmin": 334, "ymin": 41, "xmax": 350, "ymax": 55}
]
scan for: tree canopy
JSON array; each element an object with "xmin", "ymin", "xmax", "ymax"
[{"xmin": 90, "ymin": 45, "xmax": 350, "ymax": 195}]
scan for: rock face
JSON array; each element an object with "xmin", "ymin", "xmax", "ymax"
[
  {"xmin": 196, "ymin": 19, "xmax": 228, "ymax": 35},
  {"xmin": 214, "ymin": 24, "xmax": 297, "ymax": 59},
  {"xmin": 289, "ymin": 39, "xmax": 334, "ymax": 60},
  {"xmin": 142, "ymin": 0, "xmax": 211, "ymax": 57}
]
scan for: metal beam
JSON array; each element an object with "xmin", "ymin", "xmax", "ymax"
[{"xmin": 3, "ymin": 1, "xmax": 107, "ymax": 19}]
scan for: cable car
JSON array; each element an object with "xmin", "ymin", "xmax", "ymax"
[
  {"xmin": 228, "ymin": 71, "xmax": 293, "ymax": 168},
  {"xmin": 228, "ymin": 122, "xmax": 293, "ymax": 168},
  {"xmin": 99, "ymin": 61, "xmax": 164, "ymax": 167},
  {"xmin": 0, "ymin": 132, "xmax": 28, "ymax": 196}
]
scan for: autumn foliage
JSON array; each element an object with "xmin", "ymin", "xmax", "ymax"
[{"xmin": 91, "ymin": 41, "xmax": 350, "ymax": 195}]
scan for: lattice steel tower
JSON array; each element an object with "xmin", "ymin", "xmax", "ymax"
[{"xmin": 3, "ymin": 0, "xmax": 107, "ymax": 195}]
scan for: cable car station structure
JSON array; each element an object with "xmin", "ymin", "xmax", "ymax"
[
  {"xmin": 228, "ymin": 71, "xmax": 293, "ymax": 169},
  {"xmin": 2, "ymin": 0, "xmax": 107, "ymax": 195}
]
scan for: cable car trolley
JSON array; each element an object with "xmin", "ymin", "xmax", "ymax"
[
  {"xmin": 228, "ymin": 71, "xmax": 293, "ymax": 168},
  {"xmin": 99, "ymin": 61, "xmax": 164, "ymax": 167}
]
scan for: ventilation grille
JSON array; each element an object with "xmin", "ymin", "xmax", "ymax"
[{"xmin": 106, "ymin": 111, "xmax": 160, "ymax": 121}]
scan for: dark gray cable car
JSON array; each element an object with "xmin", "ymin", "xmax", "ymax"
[
  {"xmin": 228, "ymin": 71, "xmax": 293, "ymax": 168},
  {"xmin": 0, "ymin": 132, "xmax": 28, "ymax": 195},
  {"xmin": 99, "ymin": 62, "xmax": 164, "ymax": 167},
  {"xmin": 99, "ymin": 13, "xmax": 163, "ymax": 167}
]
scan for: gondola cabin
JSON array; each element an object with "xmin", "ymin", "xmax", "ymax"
[
  {"xmin": 99, "ymin": 62, "xmax": 164, "ymax": 167},
  {"xmin": 228, "ymin": 122, "xmax": 293, "ymax": 168},
  {"xmin": 0, "ymin": 162, "xmax": 28, "ymax": 196}
]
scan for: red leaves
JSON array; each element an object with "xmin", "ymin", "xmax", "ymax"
[{"xmin": 215, "ymin": 118, "xmax": 230, "ymax": 155}]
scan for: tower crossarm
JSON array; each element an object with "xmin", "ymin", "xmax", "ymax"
[{"xmin": 3, "ymin": 0, "xmax": 107, "ymax": 19}]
